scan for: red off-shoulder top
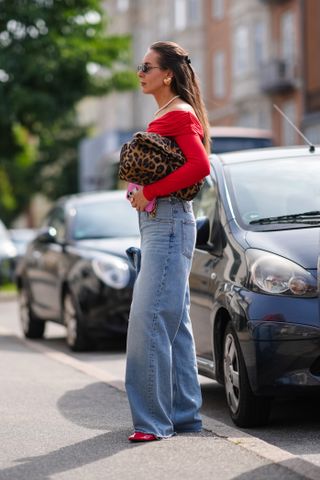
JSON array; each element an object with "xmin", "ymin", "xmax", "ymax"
[{"xmin": 142, "ymin": 110, "xmax": 210, "ymax": 201}]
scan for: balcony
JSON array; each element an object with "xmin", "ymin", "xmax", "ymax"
[{"xmin": 259, "ymin": 59, "xmax": 298, "ymax": 94}]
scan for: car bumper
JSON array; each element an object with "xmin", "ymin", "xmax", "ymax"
[
  {"xmin": 237, "ymin": 291, "xmax": 320, "ymax": 395},
  {"xmin": 246, "ymin": 321, "xmax": 320, "ymax": 395},
  {"xmin": 75, "ymin": 283, "xmax": 133, "ymax": 338}
]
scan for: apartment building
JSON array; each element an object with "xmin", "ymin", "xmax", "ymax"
[
  {"xmin": 205, "ymin": 0, "xmax": 272, "ymax": 131},
  {"xmin": 206, "ymin": 0, "xmax": 306, "ymax": 146},
  {"xmin": 302, "ymin": 0, "xmax": 320, "ymax": 144},
  {"xmin": 78, "ymin": 0, "xmax": 320, "ymax": 192},
  {"xmin": 260, "ymin": 0, "xmax": 303, "ymax": 146}
]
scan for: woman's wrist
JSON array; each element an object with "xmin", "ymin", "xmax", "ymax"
[{"xmin": 142, "ymin": 186, "xmax": 155, "ymax": 201}]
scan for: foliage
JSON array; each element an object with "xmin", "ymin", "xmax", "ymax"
[{"xmin": 0, "ymin": 0, "xmax": 137, "ymax": 224}]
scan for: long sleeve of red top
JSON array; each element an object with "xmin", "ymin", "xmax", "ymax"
[{"xmin": 142, "ymin": 110, "xmax": 210, "ymax": 201}]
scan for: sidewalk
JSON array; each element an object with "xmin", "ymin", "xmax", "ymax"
[
  {"xmin": 0, "ymin": 290, "xmax": 17, "ymax": 302},
  {"xmin": 0, "ymin": 331, "xmax": 317, "ymax": 480}
]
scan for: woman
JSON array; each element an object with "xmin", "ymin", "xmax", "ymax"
[{"xmin": 125, "ymin": 41, "xmax": 210, "ymax": 442}]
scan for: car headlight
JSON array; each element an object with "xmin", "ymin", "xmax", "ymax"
[
  {"xmin": 92, "ymin": 254, "xmax": 130, "ymax": 289},
  {"xmin": 245, "ymin": 249, "xmax": 317, "ymax": 297}
]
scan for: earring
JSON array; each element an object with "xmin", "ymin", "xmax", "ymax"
[{"xmin": 163, "ymin": 77, "xmax": 172, "ymax": 86}]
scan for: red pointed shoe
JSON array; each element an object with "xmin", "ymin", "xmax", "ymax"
[{"xmin": 128, "ymin": 432, "xmax": 160, "ymax": 442}]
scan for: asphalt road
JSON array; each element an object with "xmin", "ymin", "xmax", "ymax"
[{"xmin": 1, "ymin": 296, "xmax": 320, "ymax": 479}]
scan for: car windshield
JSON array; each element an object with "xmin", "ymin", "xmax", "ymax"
[
  {"xmin": 224, "ymin": 155, "xmax": 320, "ymax": 229},
  {"xmin": 72, "ymin": 197, "xmax": 140, "ymax": 240}
]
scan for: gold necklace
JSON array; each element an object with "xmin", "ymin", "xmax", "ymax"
[{"xmin": 154, "ymin": 95, "xmax": 180, "ymax": 117}]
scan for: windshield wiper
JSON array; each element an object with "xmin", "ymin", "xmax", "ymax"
[{"xmin": 249, "ymin": 210, "xmax": 320, "ymax": 225}]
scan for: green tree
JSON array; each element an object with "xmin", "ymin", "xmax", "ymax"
[{"xmin": 0, "ymin": 0, "xmax": 137, "ymax": 224}]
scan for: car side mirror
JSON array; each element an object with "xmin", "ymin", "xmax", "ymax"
[
  {"xmin": 36, "ymin": 227, "xmax": 57, "ymax": 244},
  {"xmin": 195, "ymin": 217, "xmax": 210, "ymax": 248}
]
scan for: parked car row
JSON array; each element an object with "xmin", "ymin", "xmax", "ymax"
[{"xmin": 14, "ymin": 144, "xmax": 320, "ymax": 428}]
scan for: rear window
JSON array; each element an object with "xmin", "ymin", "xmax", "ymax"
[{"xmin": 211, "ymin": 136, "xmax": 273, "ymax": 154}]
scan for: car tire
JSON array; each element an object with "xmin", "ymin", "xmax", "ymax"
[
  {"xmin": 223, "ymin": 322, "xmax": 272, "ymax": 427},
  {"xmin": 19, "ymin": 286, "xmax": 45, "ymax": 339},
  {"xmin": 63, "ymin": 292, "xmax": 89, "ymax": 352}
]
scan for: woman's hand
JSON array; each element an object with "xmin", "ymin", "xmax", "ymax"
[{"xmin": 130, "ymin": 188, "xmax": 149, "ymax": 211}]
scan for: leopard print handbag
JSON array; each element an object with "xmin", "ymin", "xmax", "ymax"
[{"xmin": 119, "ymin": 132, "xmax": 203, "ymax": 201}]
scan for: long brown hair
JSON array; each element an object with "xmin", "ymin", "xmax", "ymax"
[{"xmin": 150, "ymin": 41, "xmax": 211, "ymax": 153}]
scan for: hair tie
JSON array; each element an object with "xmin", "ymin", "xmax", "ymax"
[{"xmin": 185, "ymin": 55, "xmax": 191, "ymax": 65}]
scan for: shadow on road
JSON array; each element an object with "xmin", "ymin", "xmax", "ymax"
[{"xmin": 0, "ymin": 429, "xmax": 137, "ymax": 480}]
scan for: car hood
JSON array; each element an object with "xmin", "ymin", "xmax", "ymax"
[
  {"xmin": 75, "ymin": 237, "xmax": 140, "ymax": 259},
  {"xmin": 245, "ymin": 227, "xmax": 319, "ymax": 269}
]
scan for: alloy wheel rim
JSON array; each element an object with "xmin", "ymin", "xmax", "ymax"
[
  {"xmin": 223, "ymin": 332, "xmax": 240, "ymax": 414},
  {"xmin": 64, "ymin": 295, "xmax": 77, "ymax": 346}
]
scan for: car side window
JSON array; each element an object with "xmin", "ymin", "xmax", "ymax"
[
  {"xmin": 193, "ymin": 171, "xmax": 223, "ymax": 253},
  {"xmin": 48, "ymin": 207, "xmax": 66, "ymax": 244},
  {"xmin": 193, "ymin": 174, "xmax": 218, "ymax": 229}
]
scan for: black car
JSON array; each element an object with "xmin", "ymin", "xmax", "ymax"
[
  {"xmin": 191, "ymin": 146, "xmax": 320, "ymax": 427},
  {"xmin": 16, "ymin": 191, "xmax": 139, "ymax": 351}
]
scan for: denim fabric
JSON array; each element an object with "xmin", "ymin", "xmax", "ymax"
[{"xmin": 125, "ymin": 197, "xmax": 202, "ymax": 438}]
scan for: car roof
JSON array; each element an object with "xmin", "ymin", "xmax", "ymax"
[
  {"xmin": 212, "ymin": 145, "xmax": 320, "ymax": 165},
  {"xmin": 57, "ymin": 190, "xmax": 127, "ymax": 208},
  {"xmin": 209, "ymin": 126, "xmax": 273, "ymax": 139}
]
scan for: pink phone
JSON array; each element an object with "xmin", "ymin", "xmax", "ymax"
[{"xmin": 126, "ymin": 183, "xmax": 156, "ymax": 213}]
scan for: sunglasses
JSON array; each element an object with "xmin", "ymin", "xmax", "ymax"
[{"xmin": 137, "ymin": 63, "xmax": 161, "ymax": 74}]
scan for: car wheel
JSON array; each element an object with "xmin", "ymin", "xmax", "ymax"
[
  {"xmin": 19, "ymin": 286, "xmax": 45, "ymax": 339},
  {"xmin": 63, "ymin": 292, "xmax": 88, "ymax": 352},
  {"xmin": 223, "ymin": 322, "xmax": 272, "ymax": 427}
]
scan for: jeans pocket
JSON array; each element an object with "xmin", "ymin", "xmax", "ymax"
[{"xmin": 182, "ymin": 220, "xmax": 196, "ymax": 259}]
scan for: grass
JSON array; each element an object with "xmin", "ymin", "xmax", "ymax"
[{"xmin": 0, "ymin": 282, "xmax": 17, "ymax": 292}]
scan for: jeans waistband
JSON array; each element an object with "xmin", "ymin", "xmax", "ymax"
[
  {"xmin": 158, "ymin": 196, "xmax": 190, "ymax": 204},
  {"xmin": 156, "ymin": 196, "xmax": 192, "ymax": 213}
]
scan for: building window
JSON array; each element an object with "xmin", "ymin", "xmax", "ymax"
[
  {"xmin": 212, "ymin": 0, "xmax": 224, "ymax": 20},
  {"xmin": 116, "ymin": 0, "xmax": 129, "ymax": 12},
  {"xmin": 254, "ymin": 21, "xmax": 267, "ymax": 68},
  {"xmin": 281, "ymin": 11, "xmax": 295, "ymax": 64},
  {"xmin": 233, "ymin": 25, "xmax": 250, "ymax": 77},
  {"xmin": 175, "ymin": 0, "xmax": 187, "ymax": 30},
  {"xmin": 188, "ymin": 0, "xmax": 201, "ymax": 25},
  {"xmin": 282, "ymin": 100, "xmax": 297, "ymax": 145},
  {"xmin": 213, "ymin": 51, "xmax": 225, "ymax": 98},
  {"xmin": 174, "ymin": 0, "xmax": 200, "ymax": 29}
]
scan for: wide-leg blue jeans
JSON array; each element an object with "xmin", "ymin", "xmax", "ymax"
[{"xmin": 125, "ymin": 197, "xmax": 202, "ymax": 438}]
